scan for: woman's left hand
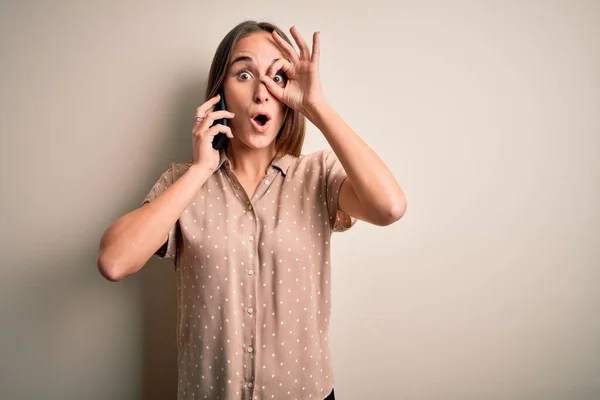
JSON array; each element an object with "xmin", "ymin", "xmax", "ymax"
[{"xmin": 260, "ymin": 26, "xmax": 325, "ymax": 117}]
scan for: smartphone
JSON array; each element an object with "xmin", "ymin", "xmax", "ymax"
[{"xmin": 211, "ymin": 88, "xmax": 229, "ymax": 150}]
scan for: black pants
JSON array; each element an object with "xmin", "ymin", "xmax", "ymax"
[{"xmin": 324, "ymin": 388, "xmax": 335, "ymax": 400}]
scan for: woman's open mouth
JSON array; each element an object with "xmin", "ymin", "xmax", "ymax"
[{"xmin": 250, "ymin": 112, "xmax": 272, "ymax": 133}]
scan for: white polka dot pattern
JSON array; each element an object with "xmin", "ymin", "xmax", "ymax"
[{"xmin": 142, "ymin": 149, "xmax": 356, "ymax": 399}]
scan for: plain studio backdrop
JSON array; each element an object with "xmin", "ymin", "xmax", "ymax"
[{"xmin": 1, "ymin": 0, "xmax": 599, "ymax": 399}]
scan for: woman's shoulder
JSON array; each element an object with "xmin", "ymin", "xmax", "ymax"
[
  {"xmin": 292, "ymin": 148, "xmax": 336, "ymax": 168},
  {"xmin": 298, "ymin": 148, "xmax": 334, "ymax": 159},
  {"xmin": 148, "ymin": 161, "xmax": 193, "ymax": 186},
  {"xmin": 286, "ymin": 148, "xmax": 341, "ymax": 177}
]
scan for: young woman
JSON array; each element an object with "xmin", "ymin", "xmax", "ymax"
[{"xmin": 98, "ymin": 20, "xmax": 406, "ymax": 400}]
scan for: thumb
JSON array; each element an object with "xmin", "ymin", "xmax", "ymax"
[{"xmin": 260, "ymin": 76, "xmax": 285, "ymax": 101}]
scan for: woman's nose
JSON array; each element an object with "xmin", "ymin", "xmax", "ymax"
[{"xmin": 254, "ymin": 81, "xmax": 270, "ymax": 103}]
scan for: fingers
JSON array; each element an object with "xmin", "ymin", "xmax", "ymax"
[
  {"xmin": 192, "ymin": 92, "xmax": 235, "ymax": 150},
  {"xmin": 195, "ymin": 93, "xmax": 223, "ymax": 120},
  {"xmin": 206, "ymin": 110, "xmax": 235, "ymax": 124},
  {"xmin": 194, "ymin": 123, "xmax": 233, "ymax": 139},
  {"xmin": 260, "ymin": 75, "xmax": 285, "ymax": 100},
  {"xmin": 267, "ymin": 58, "xmax": 292, "ymax": 78},
  {"xmin": 262, "ymin": 58, "xmax": 291, "ymax": 100},
  {"xmin": 194, "ymin": 109, "xmax": 235, "ymax": 133},
  {"xmin": 208, "ymin": 124, "xmax": 234, "ymax": 139},
  {"xmin": 311, "ymin": 31, "xmax": 320, "ymax": 65},
  {"xmin": 272, "ymin": 27, "xmax": 319, "ymax": 65},
  {"xmin": 289, "ymin": 26, "xmax": 310, "ymax": 60},
  {"xmin": 271, "ymin": 30, "xmax": 299, "ymax": 63}
]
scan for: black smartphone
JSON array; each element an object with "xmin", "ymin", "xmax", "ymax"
[{"xmin": 211, "ymin": 88, "xmax": 228, "ymax": 151}]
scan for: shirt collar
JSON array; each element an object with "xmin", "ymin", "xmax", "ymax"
[{"xmin": 218, "ymin": 149, "xmax": 293, "ymax": 176}]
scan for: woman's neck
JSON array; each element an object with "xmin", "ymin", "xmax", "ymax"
[{"xmin": 226, "ymin": 142, "xmax": 278, "ymax": 180}]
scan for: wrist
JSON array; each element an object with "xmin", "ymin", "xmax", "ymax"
[
  {"xmin": 303, "ymin": 99, "xmax": 334, "ymax": 128},
  {"xmin": 187, "ymin": 163, "xmax": 214, "ymax": 183}
]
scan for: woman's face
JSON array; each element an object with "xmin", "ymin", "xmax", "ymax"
[{"xmin": 223, "ymin": 31, "xmax": 289, "ymax": 151}]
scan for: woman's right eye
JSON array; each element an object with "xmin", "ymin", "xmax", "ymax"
[{"xmin": 237, "ymin": 71, "xmax": 251, "ymax": 80}]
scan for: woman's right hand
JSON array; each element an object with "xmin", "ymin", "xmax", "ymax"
[{"xmin": 192, "ymin": 93, "xmax": 235, "ymax": 172}]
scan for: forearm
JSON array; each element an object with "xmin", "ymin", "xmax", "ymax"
[
  {"xmin": 306, "ymin": 100, "xmax": 406, "ymax": 217},
  {"xmin": 98, "ymin": 165, "xmax": 212, "ymax": 281}
]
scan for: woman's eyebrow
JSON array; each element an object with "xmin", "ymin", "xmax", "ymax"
[{"xmin": 230, "ymin": 55, "xmax": 253, "ymax": 67}]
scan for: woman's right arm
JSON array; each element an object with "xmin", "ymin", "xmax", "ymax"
[
  {"xmin": 97, "ymin": 165, "xmax": 212, "ymax": 281},
  {"xmin": 97, "ymin": 93, "xmax": 234, "ymax": 281}
]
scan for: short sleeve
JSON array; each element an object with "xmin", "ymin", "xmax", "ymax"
[
  {"xmin": 323, "ymin": 150, "xmax": 357, "ymax": 232},
  {"xmin": 142, "ymin": 164, "xmax": 180, "ymax": 264}
]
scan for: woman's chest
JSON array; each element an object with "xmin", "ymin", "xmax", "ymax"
[{"xmin": 175, "ymin": 173, "xmax": 331, "ymax": 275}]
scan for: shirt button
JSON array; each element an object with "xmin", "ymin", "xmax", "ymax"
[
  {"xmin": 247, "ymin": 307, "xmax": 254, "ymax": 315},
  {"xmin": 247, "ymin": 270, "xmax": 254, "ymax": 276},
  {"xmin": 247, "ymin": 203, "xmax": 252, "ymax": 210},
  {"xmin": 247, "ymin": 382, "xmax": 254, "ymax": 388},
  {"xmin": 247, "ymin": 346, "xmax": 254, "ymax": 353},
  {"xmin": 249, "ymin": 235, "xmax": 254, "ymax": 241},
  {"xmin": 264, "ymin": 179, "xmax": 270, "ymax": 185}
]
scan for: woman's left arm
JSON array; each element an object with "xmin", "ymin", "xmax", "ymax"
[
  {"xmin": 262, "ymin": 26, "xmax": 406, "ymax": 226},
  {"xmin": 305, "ymin": 101, "xmax": 407, "ymax": 226}
]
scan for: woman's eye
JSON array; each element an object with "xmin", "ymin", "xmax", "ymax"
[
  {"xmin": 273, "ymin": 72, "xmax": 287, "ymax": 84},
  {"xmin": 237, "ymin": 71, "xmax": 251, "ymax": 80}
]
